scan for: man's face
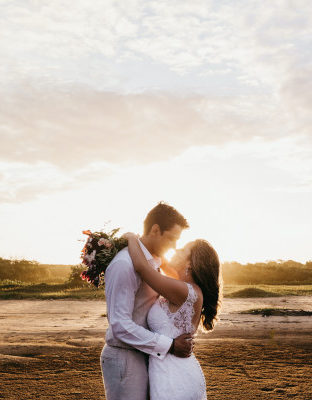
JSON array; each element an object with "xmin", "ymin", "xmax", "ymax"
[{"xmin": 154, "ymin": 223, "xmax": 183, "ymax": 256}]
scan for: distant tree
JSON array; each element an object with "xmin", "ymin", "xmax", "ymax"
[{"xmin": 306, "ymin": 261, "xmax": 312, "ymax": 267}]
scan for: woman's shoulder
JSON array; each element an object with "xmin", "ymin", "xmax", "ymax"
[
  {"xmin": 186, "ymin": 282, "xmax": 203, "ymax": 304},
  {"xmin": 188, "ymin": 282, "xmax": 204, "ymax": 303}
]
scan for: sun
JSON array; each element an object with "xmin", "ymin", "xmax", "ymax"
[{"xmin": 164, "ymin": 249, "xmax": 176, "ymax": 261}]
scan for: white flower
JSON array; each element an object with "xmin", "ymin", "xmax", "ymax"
[{"xmin": 84, "ymin": 250, "xmax": 96, "ymax": 264}]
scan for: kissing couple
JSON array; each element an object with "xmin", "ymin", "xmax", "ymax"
[{"xmin": 100, "ymin": 202, "xmax": 222, "ymax": 400}]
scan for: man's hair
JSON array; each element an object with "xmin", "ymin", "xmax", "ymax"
[{"xmin": 143, "ymin": 201, "xmax": 189, "ymax": 235}]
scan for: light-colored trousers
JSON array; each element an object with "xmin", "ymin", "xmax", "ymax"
[{"xmin": 100, "ymin": 344, "xmax": 149, "ymax": 400}]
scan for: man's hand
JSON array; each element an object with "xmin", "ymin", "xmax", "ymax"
[{"xmin": 169, "ymin": 333, "xmax": 194, "ymax": 358}]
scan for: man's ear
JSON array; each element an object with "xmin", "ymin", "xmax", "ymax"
[{"xmin": 150, "ymin": 224, "xmax": 161, "ymax": 236}]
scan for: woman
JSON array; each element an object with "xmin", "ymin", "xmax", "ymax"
[{"xmin": 123, "ymin": 233, "xmax": 222, "ymax": 400}]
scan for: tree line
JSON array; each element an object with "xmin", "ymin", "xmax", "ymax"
[
  {"xmin": 0, "ymin": 258, "xmax": 72, "ymax": 283},
  {"xmin": 0, "ymin": 257, "xmax": 311, "ymax": 286},
  {"xmin": 222, "ymin": 260, "xmax": 312, "ymax": 284}
]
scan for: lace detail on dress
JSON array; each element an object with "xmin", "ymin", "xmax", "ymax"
[
  {"xmin": 147, "ymin": 282, "xmax": 207, "ymax": 400},
  {"xmin": 159, "ymin": 283, "xmax": 198, "ymax": 334}
]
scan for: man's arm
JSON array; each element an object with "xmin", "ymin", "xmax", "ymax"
[{"xmin": 105, "ymin": 257, "xmax": 173, "ymax": 360}]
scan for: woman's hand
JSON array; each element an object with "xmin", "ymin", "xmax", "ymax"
[
  {"xmin": 121, "ymin": 232, "xmax": 139, "ymax": 241},
  {"xmin": 122, "ymin": 232, "xmax": 145, "ymax": 273}
]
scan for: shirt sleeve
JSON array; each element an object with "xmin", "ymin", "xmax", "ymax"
[{"xmin": 105, "ymin": 257, "xmax": 173, "ymax": 359}]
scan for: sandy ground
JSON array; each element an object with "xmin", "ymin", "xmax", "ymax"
[{"xmin": 0, "ymin": 297, "xmax": 311, "ymax": 400}]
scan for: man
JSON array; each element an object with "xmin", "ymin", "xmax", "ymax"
[{"xmin": 101, "ymin": 202, "xmax": 193, "ymax": 400}]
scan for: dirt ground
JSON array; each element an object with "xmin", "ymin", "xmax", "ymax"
[{"xmin": 0, "ymin": 297, "xmax": 311, "ymax": 400}]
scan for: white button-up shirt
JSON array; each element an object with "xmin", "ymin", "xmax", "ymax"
[{"xmin": 104, "ymin": 240, "xmax": 173, "ymax": 359}]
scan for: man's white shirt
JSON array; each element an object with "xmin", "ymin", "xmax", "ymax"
[{"xmin": 104, "ymin": 240, "xmax": 173, "ymax": 360}]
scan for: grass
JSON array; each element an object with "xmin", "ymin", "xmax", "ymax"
[
  {"xmin": 1, "ymin": 281, "xmax": 312, "ymax": 300},
  {"xmin": 0, "ymin": 281, "xmax": 105, "ymax": 300},
  {"xmin": 224, "ymin": 284, "xmax": 312, "ymax": 298}
]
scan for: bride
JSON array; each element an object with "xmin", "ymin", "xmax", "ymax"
[{"xmin": 123, "ymin": 233, "xmax": 222, "ymax": 400}]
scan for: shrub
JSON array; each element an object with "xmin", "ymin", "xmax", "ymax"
[{"xmin": 66, "ymin": 265, "xmax": 90, "ymax": 288}]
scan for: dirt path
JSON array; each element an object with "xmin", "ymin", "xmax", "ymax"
[{"xmin": 1, "ymin": 298, "xmax": 311, "ymax": 399}]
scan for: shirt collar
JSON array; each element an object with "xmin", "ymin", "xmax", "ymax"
[{"xmin": 138, "ymin": 239, "xmax": 162, "ymax": 268}]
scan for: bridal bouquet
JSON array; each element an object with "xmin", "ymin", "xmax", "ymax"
[{"xmin": 80, "ymin": 228, "xmax": 128, "ymax": 287}]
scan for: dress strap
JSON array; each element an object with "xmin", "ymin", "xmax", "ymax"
[{"xmin": 185, "ymin": 282, "xmax": 198, "ymax": 305}]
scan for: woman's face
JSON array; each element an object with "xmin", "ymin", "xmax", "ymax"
[{"xmin": 169, "ymin": 241, "xmax": 195, "ymax": 274}]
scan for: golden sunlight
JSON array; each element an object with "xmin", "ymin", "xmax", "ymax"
[{"xmin": 165, "ymin": 249, "xmax": 176, "ymax": 261}]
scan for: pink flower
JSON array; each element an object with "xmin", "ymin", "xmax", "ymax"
[{"xmin": 98, "ymin": 238, "xmax": 112, "ymax": 248}]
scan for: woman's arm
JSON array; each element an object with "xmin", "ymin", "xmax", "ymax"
[{"xmin": 125, "ymin": 234, "xmax": 188, "ymax": 306}]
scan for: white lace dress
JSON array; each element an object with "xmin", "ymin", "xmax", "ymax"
[{"xmin": 147, "ymin": 282, "xmax": 207, "ymax": 400}]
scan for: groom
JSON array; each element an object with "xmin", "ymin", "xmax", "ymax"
[{"xmin": 101, "ymin": 202, "xmax": 193, "ymax": 400}]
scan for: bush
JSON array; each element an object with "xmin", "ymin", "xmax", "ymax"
[{"xmin": 66, "ymin": 265, "xmax": 90, "ymax": 288}]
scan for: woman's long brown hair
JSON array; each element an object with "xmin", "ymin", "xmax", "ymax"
[{"xmin": 190, "ymin": 239, "xmax": 222, "ymax": 331}]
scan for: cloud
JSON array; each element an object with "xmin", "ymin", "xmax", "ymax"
[
  {"xmin": 0, "ymin": 160, "xmax": 114, "ymax": 203},
  {"xmin": 1, "ymin": 0, "xmax": 312, "ymax": 202},
  {"xmin": 1, "ymin": 0, "xmax": 311, "ymax": 92},
  {"xmin": 280, "ymin": 66, "xmax": 312, "ymax": 125},
  {"xmin": 1, "ymin": 75, "xmax": 311, "ymax": 202},
  {"xmin": 1, "ymin": 82, "xmax": 290, "ymax": 169},
  {"xmin": 1, "ymin": 0, "xmax": 311, "ymax": 106}
]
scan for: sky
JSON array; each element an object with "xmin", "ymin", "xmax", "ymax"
[{"xmin": 1, "ymin": 0, "xmax": 311, "ymax": 265}]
